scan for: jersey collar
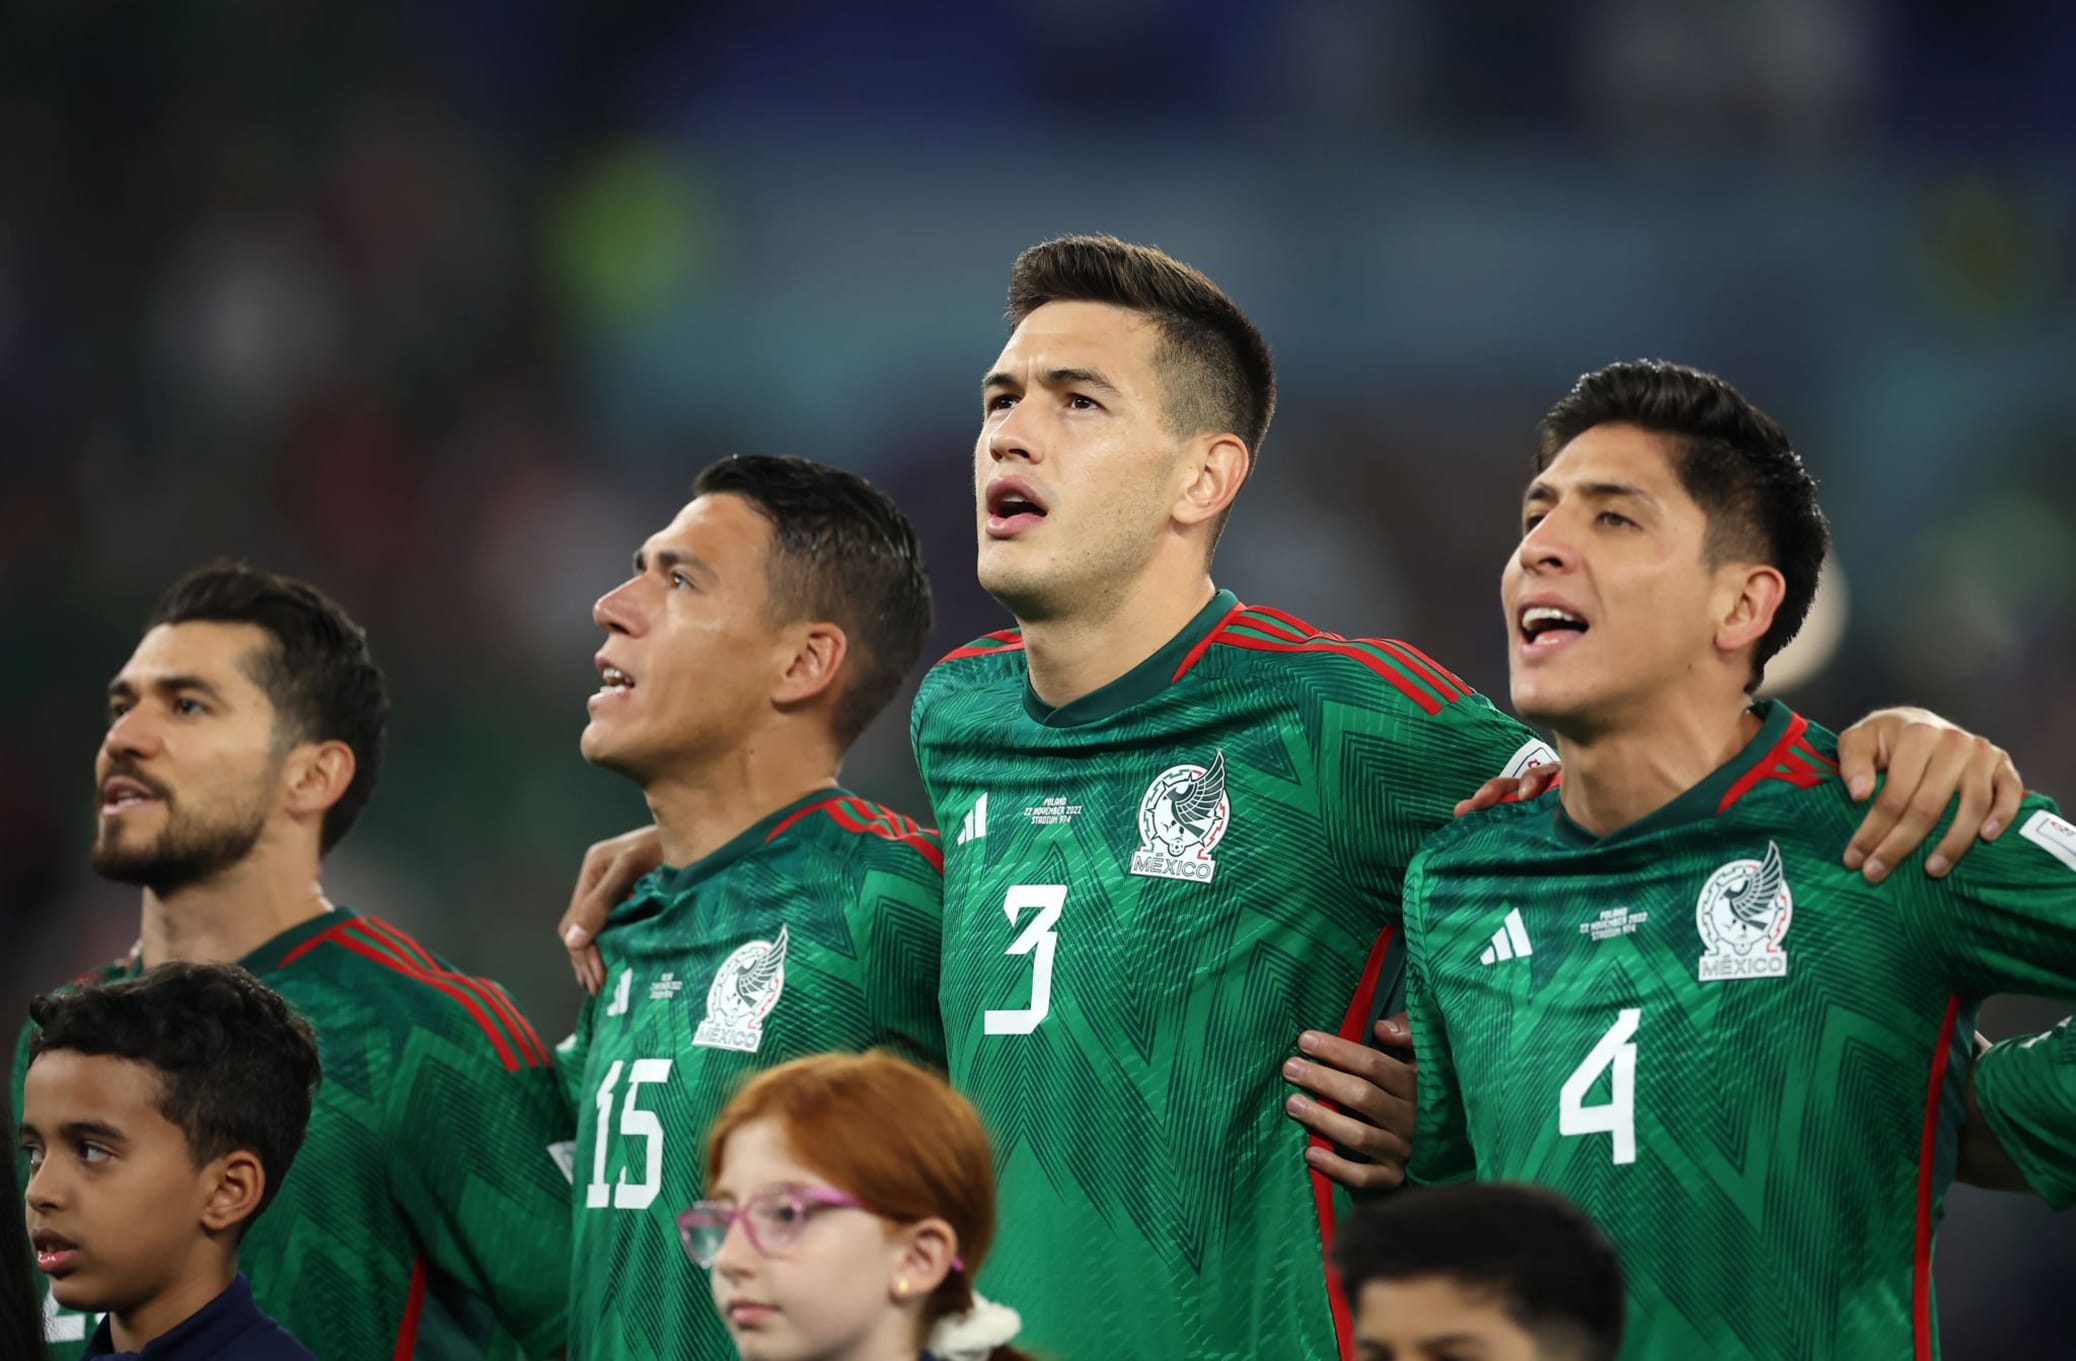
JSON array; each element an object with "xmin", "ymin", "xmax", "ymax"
[
  {"xmin": 1021, "ymin": 589, "xmax": 1239, "ymax": 728},
  {"xmin": 1552, "ymin": 699, "xmax": 1797, "ymax": 847},
  {"xmin": 640, "ymin": 787, "xmax": 854, "ymax": 902}
]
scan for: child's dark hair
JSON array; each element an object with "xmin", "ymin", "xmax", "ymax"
[
  {"xmin": 1, "ymin": 1090, "xmax": 47, "ymax": 1360},
  {"xmin": 1335, "ymin": 1183, "xmax": 1625, "ymax": 1361},
  {"xmin": 29, "ymin": 962, "xmax": 323, "ymax": 1235}
]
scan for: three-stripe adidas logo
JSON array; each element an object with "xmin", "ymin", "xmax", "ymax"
[
  {"xmin": 1479, "ymin": 908, "xmax": 1533, "ymax": 965},
  {"xmin": 956, "ymin": 793, "xmax": 988, "ymax": 845}
]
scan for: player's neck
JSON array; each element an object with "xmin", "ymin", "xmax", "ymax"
[
  {"xmin": 107, "ymin": 1248, "xmax": 235, "ymax": 1353},
  {"xmin": 138, "ymin": 848, "xmax": 333, "ymax": 970},
  {"xmin": 1021, "ymin": 570, "xmax": 1217, "ymax": 709},
  {"xmin": 641, "ymin": 737, "xmax": 841, "ymax": 867},
  {"xmin": 1555, "ymin": 696, "xmax": 1764, "ymax": 837}
]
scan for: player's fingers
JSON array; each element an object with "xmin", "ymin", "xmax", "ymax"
[
  {"xmin": 1284, "ymin": 1089, "xmax": 1413, "ymax": 1163},
  {"xmin": 1924, "ymin": 747, "xmax": 1996, "ymax": 877},
  {"xmin": 1283, "ymin": 1055, "xmax": 1414, "ymax": 1134},
  {"xmin": 1834, "ymin": 720, "xmax": 1880, "ymax": 803},
  {"xmin": 1294, "ymin": 1029, "xmax": 1412, "ymax": 1102},
  {"xmin": 1303, "ymin": 1142, "xmax": 1405, "ymax": 1192},
  {"xmin": 1862, "ymin": 730, "xmax": 1975, "ymax": 883},
  {"xmin": 1520, "ymin": 761, "xmax": 1561, "ymax": 800},
  {"xmin": 1454, "ymin": 775, "xmax": 1517, "ymax": 818},
  {"xmin": 1984, "ymin": 747, "xmax": 2023, "ymax": 842},
  {"xmin": 1843, "ymin": 724, "xmax": 1935, "ymax": 871}
]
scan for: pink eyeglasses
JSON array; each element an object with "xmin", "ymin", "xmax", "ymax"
[{"xmin": 676, "ymin": 1186, "xmax": 965, "ymax": 1274}]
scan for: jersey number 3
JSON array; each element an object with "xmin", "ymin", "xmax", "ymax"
[
  {"xmin": 984, "ymin": 884, "xmax": 1065, "ymax": 1035},
  {"xmin": 587, "ymin": 1057, "xmax": 673, "ymax": 1210},
  {"xmin": 1560, "ymin": 1008, "xmax": 1640, "ymax": 1165}
]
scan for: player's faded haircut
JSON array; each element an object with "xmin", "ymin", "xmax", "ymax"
[
  {"xmin": 693, "ymin": 455, "xmax": 933, "ymax": 747},
  {"xmin": 147, "ymin": 562, "xmax": 389, "ymax": 853},
  {"xmin": 1007, "ymin": 234, "xmax": 1275, "ymax": 537},
  {"xmin": 29, "ymin": 963, "xmax": 323, "ymax": 1237},
  {"xmin": 1537, "ymin": 360, "xmax": 1830, "ymax": 692},
  {"xmin": 1336, "ymin": 1184, "xmax": 1625, "ymax": 1361}
]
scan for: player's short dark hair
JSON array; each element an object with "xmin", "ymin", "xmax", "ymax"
[
  {"xmin": 28, "ymin": 962, "xmax": 323, "ymax": 1235},
  {"xmin": 1335, "ymin": 1183, "xmax": 1625, "ymax": 1361},
  {"xmin": 1007, "ymin": 234, "xmax": 1275, "ymax": 538},
  {"xmin": 146, "ymin": 562, "xmax": 389, "ymax": 853},
  {"xmin": 1537, "ymin": 360, "xmax": 1828, "ymax": 692},
  {"xmin": 692, "ymin": 455, "xmax": 933, "ymax": 747}
]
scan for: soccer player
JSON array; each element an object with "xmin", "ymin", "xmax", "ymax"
[
  {"xmin": 557, "ymin": 456, "xmax": 944, "ymax": 1361},
  {"xmin": 909, "ymin": 238, "xmax": 2024, "ymax": 1361},
  {"xmin": 556, "ymin": 242, "xmax": 2019, "ymax": 1360},
  {"xmin": 1333, "ymin": 1183, "xmax": 1625, "ymax": 1361},
  {"xmin": 13, "ymin": 564, "xmax": 571, "ymax": 1360},
  {"xmin": 1402, "ymin": 360, "xmax": 2076, "ymax": 1358}
]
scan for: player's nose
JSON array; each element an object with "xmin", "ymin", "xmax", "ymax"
[
  {"xmin": 101, "ymin": 704, "xmax": 163, "ymax": 762},
  {"xmin": 986, "ymin": 403, "xmax": 1041, "ymax": 466},
  {"xmin": 592, "ymin": 578, "xmax": 645, "ymax": 636},
  {"xmin": 1515, "ymin": 514, "xmax": 1576, "ymax": 576}
]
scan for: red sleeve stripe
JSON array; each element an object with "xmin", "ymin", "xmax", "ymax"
[
  {"xmin": 766, "ymin": 795, "xmax": 947, "ymax": 874},
  {"xmin": 1913, "ymin": 995, "xmax": 1963, "ymax": 1361},
  {"xmin": 354, "ymin": 919, "xmax": 551, "ymax": 1068},
  {"xmin": 934, "ymin": 629, "xmax": 1026, "ymax": 665},
  {"xmin": 1366, "ymin": 639, "xmax": 1470, "ymax": 703},
  {"xmin": 1379, "ymin": 639, "xmax": 1473, "ymax": 700},
  {"xmin": 1171, "ymin": 601, "xmax": 1249, "ymax": 681},
  {"xmin": 1210, "ymin": 630, "xmax": 1444, "ymax": 715},
  {"xmin": 274, "ymin": 922, "xmax": 549, "ymax": 1070},
  {"xmin": 1243, "ymin": 603, "xmax": 1344, "ymax": 641},
  {"xmin": 347, "ymin": 920, "xmax": 549, "ymax": 1069},
  {"xmin": 390, "ymin": 1255, "xmax": 427, "ymax": 1361},
  {"xmin": 1311, "ymin": 925, "xmax": 1397, "ymax": 1361}
]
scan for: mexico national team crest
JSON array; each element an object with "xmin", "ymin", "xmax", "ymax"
[
  {"xmin": 1129, "ymin": 750, "xmax": 1231, "ymax": 884},
  {"xmin": 1695, "ymin": 842, "xmax": 1793, "ymax": 983},
  {"xmin": 694, "ymin": 925, "xmax": 790, "ymax": 1052}
]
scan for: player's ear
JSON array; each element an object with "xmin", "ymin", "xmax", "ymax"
[
  {"xmin": 198, "ymin": 1148, "xmax": 266, "ymax": 1235},
  {"xmin": 1714, "ymin": 562, "xmax": 1785, "ymax": 660},
  {"xmin": 772, "ymin": 621, "xmax": 849, "ymax": 709},
  {"xmin": 1171, "ymin": 432, "xmax": 1250, "ymax": 532},
  {"xmin": 888, "ymin": 1216, "xmax": 958, "ymax": 1301},
  {"xmin": 282, "ymin": 740, "xmax": 355, "ymax": 823}
]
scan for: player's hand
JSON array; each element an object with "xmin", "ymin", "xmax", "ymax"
[
  {"xmin": 1452, "ymin": 762, "xmax": 1562, "ymax": 818},
  {"xmin": 558, "ymin": 825, "xmax": 664, "ymax": 994},
  {"xmin": 1282, "ymin": 1015, "xmax": 1416, "ymax": 1191},
  {"xmin": 1837, "ymin": 707, "xmax": 2023, "ymax": 884}
]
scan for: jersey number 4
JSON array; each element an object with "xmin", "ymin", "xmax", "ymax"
[
  {"xmin": 1559, "ymin": 1008, "xmax": 1640, "ymax": 1165},
  {"xmin": 587, "ymin": 1057, "xmax": 673, "ymax": 1210},
  {"xmin": 983, "ymin": 884, "xmax": 1065, "ymax": 1035}
]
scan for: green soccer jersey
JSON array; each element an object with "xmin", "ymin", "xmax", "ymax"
[
  {"xmin": 558, "ymin": 789, "xmax": 945, "ymax": 1361},
  {"xmin": 14, "ymin": 908, "xmax": 574, "ymax": 1361},
  {"xmin": 1404, "ymin": 701, "xmax": 2076, "ymax": 1361},
  {"xmin": 911, "ymin": 591, "xmax": 1550, "ymax": 1361}
]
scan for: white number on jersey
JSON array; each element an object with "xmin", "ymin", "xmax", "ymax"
[
  {"xmin": 1559, "ymin": 1008, "xmax": 1640, "ymax": 1165},
  {"xmin": 605, "ymin": 966, "xmax": 633, "ymax": 1017},
  {"xmin": 585, "ymin": 1056, "xmax": 674, "ymax": 1209},
  {"xmin": 983, "ymin": 884, "xmax": 1066, "ymax": 1035}
]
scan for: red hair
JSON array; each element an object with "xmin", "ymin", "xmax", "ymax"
[{"xmin": 706, "ymin": 1052, "xmax": 1027, "ymax": 1357}]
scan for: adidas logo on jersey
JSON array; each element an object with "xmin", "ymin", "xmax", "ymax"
[
  {"xmin": 1479, "ymin": 908, "xmax": 1533, "ymax": 965},
  {"xmin": 957, "ymin": 793, "xmax": 988, "ymax": 845}
]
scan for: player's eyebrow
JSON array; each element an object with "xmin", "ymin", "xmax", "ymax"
[
  {"xmin": 1522, "ymin": 479, "xmax": 1655, "ymax": 507},
  {"xmin": 632, "ymin": 548, "xmax": 716, "ymax": 582},
  {"xmin": 981, "ymin": 367, "xmax": 1122, "ymax": 397},
  {"xmin": 106, "ymin": 675, "xmax": 228, "ymax": 705}
]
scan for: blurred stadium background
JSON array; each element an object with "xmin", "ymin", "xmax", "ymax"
[{"xmin": 2, "ymin": 1, "xmax": 2071, "ymax": 1352}]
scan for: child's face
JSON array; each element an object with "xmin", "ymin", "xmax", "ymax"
[
  {"xmin": 19, "ymin": 1050, "xmax": 220, "ymax": 1315},
  {"xmin": 706, "ymin": 1118, "xmax": 916, "ymax": 1361}
]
